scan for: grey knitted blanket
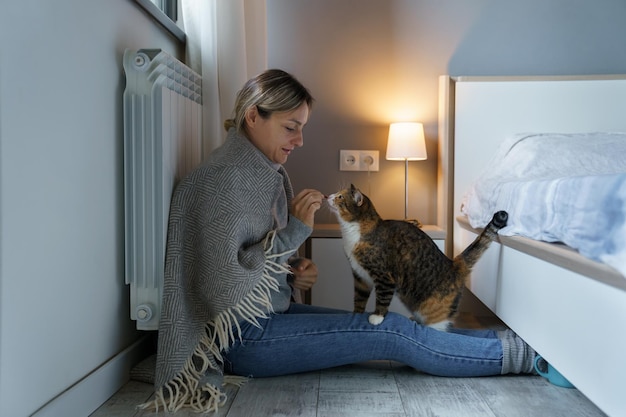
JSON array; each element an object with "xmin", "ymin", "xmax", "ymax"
[{"xmin": 144, "ymin": 129, "xmax": 312, "ymax": 412}]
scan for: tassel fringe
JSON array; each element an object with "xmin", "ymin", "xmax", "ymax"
[{"xmin": 140, "ymin": 230, "xmax": 295, "ymax": 413}]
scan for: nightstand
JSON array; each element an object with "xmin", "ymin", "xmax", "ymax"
[{"xmin": 303, "ymin": 223, "xmax": 445, "ymax": 316}]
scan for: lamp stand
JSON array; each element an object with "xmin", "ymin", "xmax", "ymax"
[{"xmin": 404, "ymin": 158, "xmax": 409, "ymax": 219}]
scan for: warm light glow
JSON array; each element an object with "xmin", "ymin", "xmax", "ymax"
[{"xmin": 386, "ymin": 122, "xmax": 427, "ymax": 161}]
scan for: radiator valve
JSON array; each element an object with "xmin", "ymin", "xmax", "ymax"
[{"xmin": 136, "ymin": 304, "xmax": 153, "ymax": 322}]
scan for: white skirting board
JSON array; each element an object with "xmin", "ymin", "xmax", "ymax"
[{"xmin": 31, "ymin": 335, "xmax": 152, "ymax": 417}]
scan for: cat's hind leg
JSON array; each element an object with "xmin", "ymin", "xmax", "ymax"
[
  {"xmin": 410, "ymin": 310, "xmax": 452, "ymax": 330},
  {"xmin": 427, "ymin": 319, "xmax": 452, "ymax": 331},
  {"xmin": 416, "ymin": 293, "xmax": 458, "ymax": 331}
]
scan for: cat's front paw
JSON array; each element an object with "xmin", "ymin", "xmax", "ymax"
[{"xmin": 368, "ymin": 314, "xmax": 384, "ymax": 325}]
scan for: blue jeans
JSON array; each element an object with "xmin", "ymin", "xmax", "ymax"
[{"xmin": 223, "ymin": 303, "xmax": 503, "ymax": 378}]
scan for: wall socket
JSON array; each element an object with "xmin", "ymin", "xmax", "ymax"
[{"xmin": 339, "ymin": 150, "xmax": 380, "ymax": 171}]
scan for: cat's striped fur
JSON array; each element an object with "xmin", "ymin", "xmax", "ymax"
[{"xmin": 327, "ymin": 184, "xmax": 507, "ymax": 330}]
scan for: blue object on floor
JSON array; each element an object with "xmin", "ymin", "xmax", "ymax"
[{"xmin": 534, "ymin": 356, "xmax": 575, "ymax": 388}]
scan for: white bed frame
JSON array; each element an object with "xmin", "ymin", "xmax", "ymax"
[{"xmin": 438, "ymin": 75, "xmax": 626, "ymax": 417}]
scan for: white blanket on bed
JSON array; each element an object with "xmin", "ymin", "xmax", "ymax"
[{"xmin": 462, "ymin": 132, "xmax": 626, "ymax": 277}]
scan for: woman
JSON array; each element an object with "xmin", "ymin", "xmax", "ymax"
[{"xmin": 149, "ymin": 69, "xmax": 536, "ymax": 413}]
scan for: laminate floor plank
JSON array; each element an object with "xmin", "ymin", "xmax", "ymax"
[
  {"xmin": 89, "ymin": 381, "xmax": 153, "ymax": 417},
  {"xmin": 225, "ymin": 372, "xmax": 319, "ymax": 417},
  {"xmin": 318, "ymin": 391, "xmax": 406, "ymax": 417},
  {"xmin": 394, "ymin": 366, "xmax": 498, "ymax": 417},
  {"xmin": 470, "ymin": 375, "xmax": 607, "ymax": 417},
  {"xmin": 317, "ymin": 361, "xmax": 405, "ymax": 417}
]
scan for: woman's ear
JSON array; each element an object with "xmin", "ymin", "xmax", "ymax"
[{"xmin": 244, "ymin": 106, "xmax": 259, "ymax": 128}]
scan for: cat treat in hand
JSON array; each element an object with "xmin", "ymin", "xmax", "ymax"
[{"xmin": 327, "ymin": 184, "xmax": 507, "ymax": 331}]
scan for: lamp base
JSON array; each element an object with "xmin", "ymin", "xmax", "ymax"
[{"xmin": 404, "ymin": 159, "xmax": 409, "ymax": 219}]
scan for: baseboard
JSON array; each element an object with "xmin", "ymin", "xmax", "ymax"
[{"xmin": 31, "ymin": 334, "xmax": 152, "ymax": 417}]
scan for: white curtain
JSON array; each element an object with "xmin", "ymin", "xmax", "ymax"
[{"xmin": 182, "ymin": 0, "xmax": 267, "ymax": 159}]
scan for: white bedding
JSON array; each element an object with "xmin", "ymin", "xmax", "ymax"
[{"xmin": 461, "ymin": 132, "xmax": 626, "ymax": 277}]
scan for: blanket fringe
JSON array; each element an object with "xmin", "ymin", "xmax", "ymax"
[
  {"xmin": 223, "ymin": 375, "xmax": 249, "ymax": 387},
  {"xmin": 140, "ymin": 230, "xmax": 295, "ymax": 413}
]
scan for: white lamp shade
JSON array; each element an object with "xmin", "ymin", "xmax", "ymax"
[{"xmin": 386, "ymin": 122, "xmax": 427, "ymax": 161}]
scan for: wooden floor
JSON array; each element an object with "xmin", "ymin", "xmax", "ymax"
[
  {"xmin": 91, "ymin": 360, "xmax": 607, "ymax": 417},
  {"xmin": 91, "ymin": 314, "xmax": 608, "ymax": 417}
]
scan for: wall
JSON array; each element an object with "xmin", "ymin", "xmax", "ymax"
[
  {"xmin": 0, "ymin": 1, "xmax": 182, "ymax": 416},
  {"xmin": 267, "ymin": 0, "xmax": 626, "ymax": 225}
]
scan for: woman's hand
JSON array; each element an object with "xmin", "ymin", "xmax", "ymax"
[
  {"xmin": 289, "ymin": 257, "xmax": 318, "ymax": 290},
  {"xmin": 291, "ymin": 188, "xmax": 324, "ymax": 228}
]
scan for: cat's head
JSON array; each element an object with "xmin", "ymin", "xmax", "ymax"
[{"xmin": 327, "ymin": 184, "xmax": 375, "ymax": 222}]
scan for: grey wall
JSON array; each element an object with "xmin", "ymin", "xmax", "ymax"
[
  {"xmin": 0, "ymin": 1, "xmax": 182, "ymax": 415},
  {"xmin": 267, "ymin": 0, "xmax": 626, "ymax": 225}
]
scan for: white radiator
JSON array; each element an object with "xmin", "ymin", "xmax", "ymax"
[{"xmin": 123, "ymin": 48, "xmax": 202, "ymax": 330}]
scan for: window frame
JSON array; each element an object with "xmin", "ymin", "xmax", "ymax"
[{"xmin": 134, "ymin": 0, "xmax": 185, "ymax": 43}]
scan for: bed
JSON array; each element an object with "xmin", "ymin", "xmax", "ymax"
[{"xmin": 437, "ymin": 75, "xmax": 626, "ymax": 417}]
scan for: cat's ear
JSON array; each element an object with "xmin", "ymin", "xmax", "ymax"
[{"xmin": 354, "ymin": 190, "xmax": 364, "ymax": 206}]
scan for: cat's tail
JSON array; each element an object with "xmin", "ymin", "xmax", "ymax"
[{"xmin": 453, "ymin": 210, "xmax": 508, "ymax": 273}]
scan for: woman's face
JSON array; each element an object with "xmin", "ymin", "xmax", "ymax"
[{"xmin": 245, "ymin": 102, "xmax": 309, "ymax": 164}]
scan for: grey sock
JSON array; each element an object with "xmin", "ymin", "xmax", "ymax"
[{"xmin": 498, "ymin": 329, "xmax": 536, "ymax": 374}]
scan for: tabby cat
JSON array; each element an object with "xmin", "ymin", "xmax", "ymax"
[{"xmin": 326, "ymin": 184, "xmax": 507, "ymax": 330}]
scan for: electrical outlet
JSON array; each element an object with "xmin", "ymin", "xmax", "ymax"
[
  {"xmin": 359, "ymin": 150, "xmax": 379, "ymax": 171},
  {"xmin": 339, "ymin": 150, "xmax": 360, "ymax": 171},
  {"xmin": 339, "ymin": 150, "xmax": 379, "ymax": 171}
]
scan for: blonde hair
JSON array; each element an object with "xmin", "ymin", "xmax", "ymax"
[{"xmin": 224, "ymin": 69, "xmax": 314, "ymax": 133}]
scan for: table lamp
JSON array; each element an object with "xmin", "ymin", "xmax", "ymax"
[{"xmin": 386, "ymin": 122, "xmax": 427, "ymax": 219}]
